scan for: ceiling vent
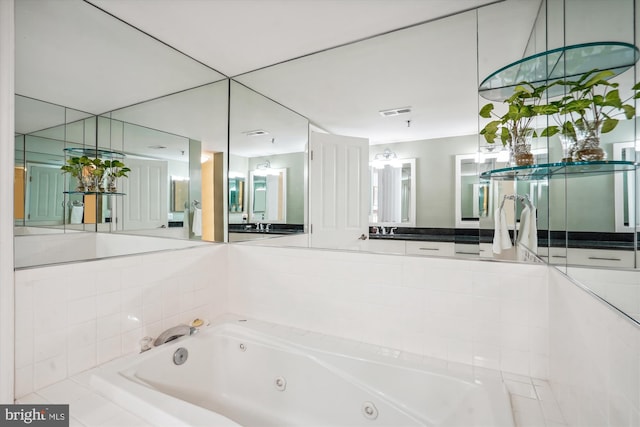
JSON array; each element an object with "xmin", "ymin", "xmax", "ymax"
[
  {"xmin": 379, "ymin": 107, "xmax": 412, "ymax": 117},
  {"xmin": 243, "ymin": 129, "xmax": 269, "ymax": 137}
]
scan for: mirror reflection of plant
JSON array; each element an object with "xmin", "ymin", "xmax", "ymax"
[
  {"xmin": 479, "ymin": 82, "xmax": 552, "ymax": 146},
  {"xmin": 103, "ymin": 159, "xmax": 131, "ymax": 179},
  {"xmin": 540, "ymin": 69, "xmax": 638, "ymax": 140},
  {"xmin": 60, "ymin": 155, "xmax": 92, "ymax": 179}
]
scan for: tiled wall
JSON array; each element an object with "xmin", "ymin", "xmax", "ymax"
[
  {"xmin": 549, "ymin": 268, "xmax": 640, "ymax": 426},
  {"xmin": 14, "ymin": 244, "xmax": 227, "ymax": 399},
  {"xmin": 228, "ymin": 244, "xmax": 549, "ymax": 378}
]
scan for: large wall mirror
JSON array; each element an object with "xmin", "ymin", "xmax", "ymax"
[
  {"xmin": 476, "ymin": 0, "xmax": 640, "ymax": 323},
  {"xmin": 15, "ymin": 0, "xmax": 228, "ymax": 251},
  {"xmin": 228, "ymin": 81, "xmax": 308, "ymax": 243}
]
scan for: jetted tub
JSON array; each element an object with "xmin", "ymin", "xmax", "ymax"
[{"xmin": 91, "ymin": 319, "xmax": 514, "ymax": 427}]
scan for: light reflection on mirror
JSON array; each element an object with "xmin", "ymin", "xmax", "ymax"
[
  {"xmin": 249, "ymin": 165, "xmax": 287, "ymax": 223},
  {"xmin": 369, "ymin": 152, "xmax": 416, "ymax": 226},
  {"xmin": 228, "ymin": 172, "xmax": 245, "ymax": 214}
]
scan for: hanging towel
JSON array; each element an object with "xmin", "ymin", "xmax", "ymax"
[
  {"xmin": 517, "ymin": 205, "xmax": 538, "ymax": 252},
  {"xmin": 492, "ymin": 206, "xmax": 512, "ymax": 254},
  {"xmin": 192, "ymin": 207, "xmax": 202, "ymax": 237},
  {"xmin": 70, "ymin": 206, "xmax": 84, "ymax": 224}
]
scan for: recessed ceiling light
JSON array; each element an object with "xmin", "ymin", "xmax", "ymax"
[
  {"xmin": 147, "ymin": 145, "xmax": 167, "ymax": 149},
  {"xmin": 243, "ymin": 129, "xmax": 269, "ymax": 137},
  {"xmin": 379, "ymin": 107, "xmax": 412, "ymax": 117}
]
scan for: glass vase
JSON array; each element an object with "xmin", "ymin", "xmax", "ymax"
[
  {"xmin": 558, "ymin": 134, "xmax": 577, "ymax": 163},
  {"xmin": 509, "ymin": 128, "xmax": 535, "ymax": 166},
  {"xmin": 573, "ymin": 121, "xmax": 606, "ymax": 161}
]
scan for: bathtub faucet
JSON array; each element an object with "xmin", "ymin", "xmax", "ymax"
[{"xmin": 153, "ymin": 324, "xmax": 198, "ymax": 346}]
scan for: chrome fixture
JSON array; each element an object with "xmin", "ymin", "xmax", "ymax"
[
  {"xmin": 173, "ymin": 347, "xmax": 189, "ymax": 365},
  {"xmin": 154, "ymin": 324, "xmax": 198, "ymax": 346},
  {"xmin": 256, "ymin": 160, "xmax": 271, "ymax": 170},
  {"xmin": 373, "ymin": 148, "xmax": 397, "ymax": 161},
  {"xmin": 361, "ymin": 401, "xmax": 378, "ymax": 420}
]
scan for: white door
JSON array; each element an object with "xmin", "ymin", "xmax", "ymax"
[
  {"xmin": 26, "ymin": 164, "xmax": 65, "ymax": 224},
  {"xmin": 309, "ymin": 132, "xmax": 369, "ymax": 249},
  {"xmin": 118, "ymin": 158, "xmax": 168, "ymax": 230}
]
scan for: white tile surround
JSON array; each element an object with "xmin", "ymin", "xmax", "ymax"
[
  {"xmin": 13, "ymin": 243, "xmax": 227, "ymax": 398},
  {"xmin": 228, "ymin": 244, "xmax": 550, "ymax": 378},
  {"xmin": 549, "ymin": 268, "xmax": 640, "ymax": 427},
  {"xmin": 11, "ymin": 240, "xmax": 640, "ymax": 426}
]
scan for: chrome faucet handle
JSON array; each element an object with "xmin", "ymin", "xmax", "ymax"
[
  {"xmin": 140, "ymin": 336, "xmax": 153, "ymax": 353},
  {"xmin": 265, "ymin": 224, "xmax": 271, "ymax": 232},
  {"xmin": 390, "ymin": 227, "xmax": 397, "ymax": 235},
  {"xmin": 373, "ymin": 226, "xmax": 380, "ymax": 234},
  {"xmin": 381, "ymin": 226, "xmax": 387, "ymax": 235}
]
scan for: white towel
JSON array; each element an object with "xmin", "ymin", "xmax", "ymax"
[
  {"xmin": 70, "ymin": 206, "xmax": 83, "ymax": 224},
  {"xmin": 192, "ymin": 207, "xmax": 202, "ymax": 237},
  {"xmin": 517, "ymin": 205, "xmax": 538, "ymax": 252},
  {"xmin": 492, "ymin": 207, "xmax": 512, "ymax": 254}
]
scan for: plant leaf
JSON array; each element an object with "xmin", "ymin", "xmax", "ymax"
[
  {"xmin": 601, "ymin": 118, "xmax": 619, "ymax": 133},
  {"xmin": 479, "ymin": 103, "xmax": 494, "ymax": 118},
  {"xmin": 623, "ymin": 104, "xmax": 636, "ymax": 120}
]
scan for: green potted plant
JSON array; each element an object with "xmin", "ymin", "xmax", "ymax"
[
  {"xmin": 60, "ymin": 155, "xmax": 93, "ymax": 191},
  {"xmin": 541, "ymin": 69, "xmax": 638, "ymax": 161},
  {"xmin": 90, "ymin": 157, "xmax": 106, "ymax": 192},
  {"xmin": 479, "ymin": 82, "xmax": 552, "ymax": 166},
  {"xmin": 103, "ymin": 159, "xmax": 131, "ymax": 193}
]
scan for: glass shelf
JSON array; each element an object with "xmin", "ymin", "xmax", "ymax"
[
  {"xmin": 480, "ymin": 160, "xmax": 639, "ymax": 181},
  {"xmin": 64, "ymin": 191, "xmax": 126, "ymax": 195},
  {"xmin": 64, "ymin": 147, "xmax": 125, "ymax": 158},
  {"xmin": 479, "ymin": 42, "xmax": 640, "ymax": 101}
]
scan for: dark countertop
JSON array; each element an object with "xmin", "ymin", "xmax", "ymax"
[
  {"xmin": 229, "ymin": 223, "xmax": 304, "ymax": 235},
  {"xmin": 368, "ymin": 228, "xmax": 638, "ymax": 251}
]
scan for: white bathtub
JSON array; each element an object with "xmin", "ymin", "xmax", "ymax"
[{"xmin": 91, "ymin": 319, "xmax": 514, "ymax": 427}]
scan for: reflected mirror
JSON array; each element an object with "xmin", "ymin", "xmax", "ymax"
[
  {"xmin": 369, "ymin": 153, "xmax": 415, "ymax": 227},
  {"xmin": 228, "ymin": 174, "xmax": 245, "ymax": 214},
  {"xmin": 249, "ymin": 166, "xmax": 287, "ymax": 223},
  {"xmin": 228, "ymin": 80, "xmax": 308, "ymax": 242}
]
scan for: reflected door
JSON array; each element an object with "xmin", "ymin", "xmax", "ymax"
[
  {"xmin": 26, "ymin": 164, "xmax": 64, "ymax": 223},
  {"xmin": 118, "ymin": 158, "xmax": 168, "ymax": 230},
  {"xmin": 310, "ymin": 132, "xmax": 369, "ymax": 249}
]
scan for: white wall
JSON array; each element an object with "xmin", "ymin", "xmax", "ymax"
[
  {"xmin": 228, "ymin": 244, "xmax": 549, "ymax": 378},
  {"xmin": 549, "ymin": 268, "xmax": 640, "ymax": 426},
  {"xmin": 0, "ymin": 0, "xmax": 15, "ymax": 404},
  {"xmin": 13, "ymin": 244, "xmax": 228, "ymax": 399}
]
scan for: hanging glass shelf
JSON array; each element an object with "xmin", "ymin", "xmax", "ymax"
[
  {"xmin": 480, "ymin": 160, "xmax": 638, "ymax": 181},
  {"xmin": 64, "ymin": 147, "xmax": 125, "ymax": 159},
  {"xmin": 479, "ymin": 42, "xmax": 640, "ymax": 101}
]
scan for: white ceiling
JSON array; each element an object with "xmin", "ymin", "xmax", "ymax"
[
  {"xmin": 15, "ymin": 0, "xmax": 541, "ymax": 157},
  {"xmin": 89, "ymin": 0, "xmax": 501, "ymax": 77}
]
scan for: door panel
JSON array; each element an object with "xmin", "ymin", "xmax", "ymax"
[
  {"xmin": 310, "ymin": 132, "xmax": 369, "ymax": 249},
  {"xmin": 118, "ymin": 158, "xmax": 168, "ymax": 230},
  {"xmin": 26, "ymin": 164, "xmax": 64, "ymax": 224}
]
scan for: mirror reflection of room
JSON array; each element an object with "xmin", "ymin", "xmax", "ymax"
[{"xmin": 228, "ymin": 80, "xmax": 307, "ymax": 243}]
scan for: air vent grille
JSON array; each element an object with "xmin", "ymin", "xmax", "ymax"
[
  {"xmin": 379, "ymin": 107, "xmax": 412, "ymax": 117},
  {"xmin": 243, "ymin": 129, "xmax": 269, "ymax": 137}
]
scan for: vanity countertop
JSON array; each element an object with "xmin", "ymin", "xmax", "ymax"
[{"xmin": 369, "ymin": 228, "xmax": 638, "ymax": 251}]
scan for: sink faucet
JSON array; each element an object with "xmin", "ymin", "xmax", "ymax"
[
  {"xmin": 265, "ymin": 224, "xmax": 272, "ymax": 232},
  {"xmin": 153, "ymin": 324, "xmax": 197, "ymax": 346},
  {"xmin": 380, "ymin": 226, "xmax": 388, "ymax": 235},
  {"xmin": 389, "ymin": 227, "xmax": 397, "ymax": 235},
  {"xmin": 255, "ymin": 222, "xmax": 263, "ymax": 231}
]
